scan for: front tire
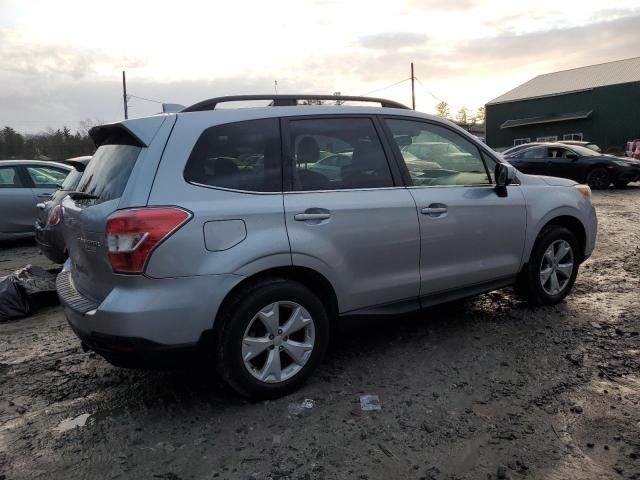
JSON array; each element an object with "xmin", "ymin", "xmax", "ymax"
[
  {"xmin": 517, "ymin": 226, "xmax": 580, "ymax": 305},
  {"xmin": 215, "ymin": 278, "xmax": 329, "ymax": 399},
  {"xmin": 586, "ymin": 168, "xmax": 610, "ymax": 189}
]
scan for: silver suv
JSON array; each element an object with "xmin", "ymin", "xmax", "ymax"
[{"xmin": 57, "ymin": 95, "xmax": 597, "ymax": 398}]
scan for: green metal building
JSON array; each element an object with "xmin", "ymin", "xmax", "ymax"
[{"xmin": 485, "ymin": 57, "xmax": 640, "ymax": 151}]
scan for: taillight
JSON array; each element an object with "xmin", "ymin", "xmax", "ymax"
[
  {"xmin": 48, "ymin": 205, "xmax": 63, "ymax": 226},
  {"xmin": 106, "ymin": 207, "xmax": 191, "ymax": 274}
]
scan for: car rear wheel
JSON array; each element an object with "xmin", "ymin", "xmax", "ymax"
[
  {"xmin": 516, "ymin": 226, "xmax": 580, "ymax": 305},
  {"xmin": 586, "ymin": 168, "xmax": 610, "ymax": 189},
  {"xmin": 214, "ymin": 278, "xmax": 329, "ymax": 399}
]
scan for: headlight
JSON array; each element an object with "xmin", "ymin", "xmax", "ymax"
[
  {"xmin": 612, "ymin": 160, "xmax": 632, "ymax": 167},
  {"xmin": 575, "ymin": 184, "xmax": 592, "ymax": 202}
]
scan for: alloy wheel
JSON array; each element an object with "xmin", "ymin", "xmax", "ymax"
[
  {"xmin": 241, "ymin": 301, "xmax": 316, "ymax": 383},
  {"xmin": 539, "ymin": 240, "xmax": 574, "ymax": 296}
]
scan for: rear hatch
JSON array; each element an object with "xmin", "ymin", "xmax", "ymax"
[
  {"xmin": 37, "ymin": 167, "xmax": 85, "ymax": 227},
  {"xmin": 61, "ymin": 125, "xmax": 146, "ymax": 303}
]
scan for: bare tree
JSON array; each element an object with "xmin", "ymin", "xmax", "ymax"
[
  {"xmin": 435, "ymin": 101, "xmax": 451, "ymax": 119},
  {"xmin": 456, "ymin": 107, "xmax": 469, "ymax": 124}
]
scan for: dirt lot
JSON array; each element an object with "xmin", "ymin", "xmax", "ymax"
[{"xmin": 1, "ymin": 187, "xmax": 639, "ymax": 480}]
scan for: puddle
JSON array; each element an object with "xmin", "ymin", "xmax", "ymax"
[{"xmin": 55, "ymin": 413, "xmax": 92, "ymax": 433}]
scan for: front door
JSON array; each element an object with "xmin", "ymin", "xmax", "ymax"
[
  {"xmin": 383, "ymin": 117, "xmax": 527, "ymax": 299},
  {"xmin": 545, "ymin": 146, "xmax": 584, "ymax": 183},
  {"xmin": 282, "ymin": 116, "xmax": 421, "ymax": 314},
  {"xmin": 0, "ymin": 165, "xmax": 37, "ymax": 235}
]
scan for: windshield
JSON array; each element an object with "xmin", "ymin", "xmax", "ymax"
[
  {"xmin": 74, "ymin": 144, "xmax": 141, "ymax": 204},
  {"xmin": 570, "ymin": 145, "xmax": 600, "ymax": 157}
]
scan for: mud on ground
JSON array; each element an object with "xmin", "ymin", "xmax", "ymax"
[{"xmin": 1, "ymin": 187, "xmax": 639, "ymax": 480}]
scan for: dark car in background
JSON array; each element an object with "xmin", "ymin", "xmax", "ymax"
[
  {"xmin": 0, "ymin": 160, "xmax": 72, "ymax": 239},
  {"xmin": 502, "ymin": 140, "xmax": 601, "ymax": 157},
  {"xmin": 505, "ymin": 143, "xmax": 640, "ymax": 189},
  {"xmin": 35, "ymin": 156, "xmax": 91, "ymax": 263}
]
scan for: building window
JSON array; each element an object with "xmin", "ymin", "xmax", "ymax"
[
  {"xmin": 513, "ymin": 138, "xmax": 530, "ymax": 146},
  {"xmin": 563, "ymin": 133, "xmax": 583, "ymax": 141},
  {"xmin": 536, "ymin": 135, "xmax": 558, "ymax": 142}
]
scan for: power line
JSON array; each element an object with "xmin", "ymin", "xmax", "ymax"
[
  {"xmin": 128, "ymin": 93, "xmax": 165, "ymax": 104},
  {"xmin": 359, "ymin": 78, "xmax": 411, "ymax": 97}
]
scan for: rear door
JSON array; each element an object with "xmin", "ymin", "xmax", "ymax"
[
  {"xmin": 282, "ymin": 116, "xmax": 421, "ymax": 314},
  {"xmin": 0, "ymin": 165, "xmax": 36, "ymax": 234},
  {"xmin": 26, "ymin": 164, "xmax": 69, "ymax": 203},
  {"xmin": 382, "ymin": 117, "xmax": 526, "ymax": 299}
]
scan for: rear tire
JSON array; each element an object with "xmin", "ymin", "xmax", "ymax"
[
  {"xmin": 516, "ymin": 226, "xmax": 580, "ymax": 305},
  {"xmin": 214, "ymin": 278, "xmax": 329, "ymax": 399},
  {"xmin": 586, "ymin": 168, "xmax": 610, "ymax": 189}
]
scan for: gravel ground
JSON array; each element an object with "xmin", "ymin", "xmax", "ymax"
[{"xmin": 1, "ymin": 187, "xmax": 639, "ymax": 480}]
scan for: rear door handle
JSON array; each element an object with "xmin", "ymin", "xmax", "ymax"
[
  {"xmin": 421, "ymin": 204, "xmax": 448, "ymax": 216},
  {"xmin": 37, "ymin": 193, "xmax": 52, "ymax": 198},
  {"xmin": 294, "ymin": 213, "xmax": 331, "ymax": 221}
]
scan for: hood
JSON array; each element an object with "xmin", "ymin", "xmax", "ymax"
[
  {"xmin": 540, "ymin": 176, "xmax": 579, "ymax": 187},
  {"xmin": 518, "ymin": 173, "xmax": 578, "ymax": 187}
]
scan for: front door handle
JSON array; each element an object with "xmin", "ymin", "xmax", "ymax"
[
  {"xmin": 294, "ymin": 212, "xmax": 331, "ymax": 221},
  {"xmin": 421, "ymin": 204, "xmax": 448, "ymax": 216},
  {"xmin": 37, "ymin": 193, "xmax": 52, "ymax": 198}
]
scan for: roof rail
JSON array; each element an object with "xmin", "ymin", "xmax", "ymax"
[{"xmin": 181, "ymin": 94, "xmax": 409, "ymax": 112}]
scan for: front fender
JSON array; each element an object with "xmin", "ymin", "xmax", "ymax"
[{"xmin": 520, "ymin": 185, "xmax": 597, "ymax": 264}]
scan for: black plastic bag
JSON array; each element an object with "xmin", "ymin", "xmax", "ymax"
[
  {"xmin": 0, "ymin": 265, "xmax": 59, "ymax": 322},
  {"xmin": 0, "ymin": 275, "xmax": 31, "ymax": 321}
]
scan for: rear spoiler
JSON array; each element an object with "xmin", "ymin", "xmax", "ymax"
[{"xmin": 89, "ymin": 115, "xmax": 167, "ymax": 148}]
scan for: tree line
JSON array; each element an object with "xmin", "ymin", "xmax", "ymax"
[
  {"xmin": 0, "ymin": 125, "xmax": 96, "ymax": 162},
  {"xmin": 435, "ymin": 102, "xmax": 485, "ymax": 125}
]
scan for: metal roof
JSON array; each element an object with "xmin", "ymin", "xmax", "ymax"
[
  {"xmin": 501, "ymin": 110, "xmax": 592, "ymax": 129},
  {"xmin": 488, "ymin": 57, "xmax": 640, "ymax": 105}
]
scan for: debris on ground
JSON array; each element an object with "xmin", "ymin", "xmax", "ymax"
[
  {"xmin": 360, "ymin": 394, "xmax": 382, "ymax": 411},
  {"xmin": 287, "ymin": 398, "xmax": 315, "ymax": 416}
]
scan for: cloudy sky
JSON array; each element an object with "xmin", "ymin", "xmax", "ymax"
[{"xmin": 1, "ymin": 0, "xmax": 639, "ymax": 132}]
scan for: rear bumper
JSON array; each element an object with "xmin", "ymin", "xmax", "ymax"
[
  {"xmin": 69, "ymin": 325, "xmax": 197, "ymax": 369},
  {"xmin": 57, "ymin": 269, "xmax": 244, "ymax": 366}
]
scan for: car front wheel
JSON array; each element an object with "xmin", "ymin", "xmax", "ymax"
[
  {"xmin": 215, "ymin": 278, "xmax": 329, "ymax": 399},
  {"xmin": 586, "ymin": 168, "xmax": 610, "ymax": 189},
  {"xmin": 517, "ymin": 226, "xmax": 580, "ymax": 305}
]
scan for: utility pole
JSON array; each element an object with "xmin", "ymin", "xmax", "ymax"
[
  {"xmin": 122, "ymin": 70, "xmax": 129, "ymax": 120},
  {"xmin": 411, "ymin": 62, "xmax": 416, "ymax": 111}
]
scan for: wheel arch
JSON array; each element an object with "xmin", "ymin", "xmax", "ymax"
[
  {"xmin": 527, "ymin": 214, "xmax": 587, "ymax": 264},
  {"xmin": 209, "ymin": 266, "xmax": 339, "ymax": 338}
]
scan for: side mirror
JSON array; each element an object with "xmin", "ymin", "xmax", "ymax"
[{"xmin": 495, "ymin": 162, "xmax": 516, "ymax": 197}]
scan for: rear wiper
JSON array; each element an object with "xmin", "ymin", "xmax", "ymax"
[{"xmin": 68, "ymin": 191, "xmax": 100, "ymax": 200}]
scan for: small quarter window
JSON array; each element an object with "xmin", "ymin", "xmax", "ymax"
[{"xmin": 184, "ymin": 118, "xmax": 282, "ymax": 192}]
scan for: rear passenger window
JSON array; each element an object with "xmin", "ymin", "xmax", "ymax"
[
  {"xmin": 26, "ymin": 167, "xmax": 68, "ymax": 187},
  {"xmin": 184, "ymin": 118, "xmax": 282, "ymax": 192},
  {"xmin": 0, "ymin": 167, "xmax": 22, "ymax": 188},
  {"xmin": 287, "ymin": 118, "xmax": 393, "ymax": 191}
]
